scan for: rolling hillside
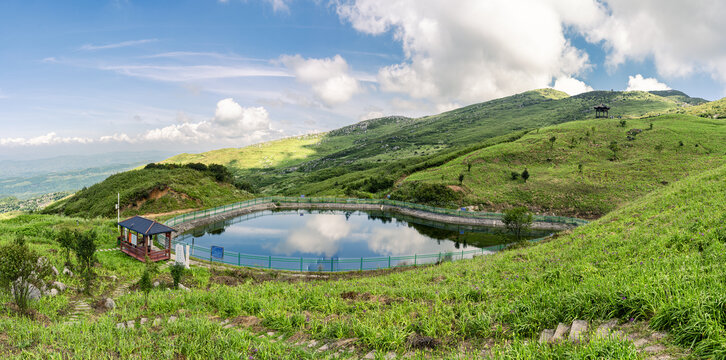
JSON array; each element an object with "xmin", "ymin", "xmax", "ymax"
[
  {"xmin": 399, "ymin": 114, "xmax": 726, "ymax": 217},
  {"xmin": 43, "ymin": 167, "xmax": 252, "ymax": 218},
  {"xmin": 162, "ymin": 89, "xmax": 698, "ymax": 197}
]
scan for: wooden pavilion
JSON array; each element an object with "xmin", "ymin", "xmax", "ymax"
[
  {"xmin": 594, "ymin": 104, "xmax": 610, "ymax": 118},
  {"xmin": 117, "ymin": 216, "xmax": 176, "ymax": 262}
]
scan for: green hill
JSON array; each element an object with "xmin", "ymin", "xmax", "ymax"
[
  {"xmin": 3, "ymin": 158, "xmax": 725, "ymax": 358},
  {"xmin": 682, "ymin": 96, "xmax": 726, "ymax": 119},
  {"xmin": 42, "ymin": 167, "xmax": 252, "ymax": 218},
  {"xmin": 161, "ymin": 89, "xmax": 700, "ymax": 199},
  {"xmin": 399, "ymin": 114, "xmax": 726, "ymax": 217}
]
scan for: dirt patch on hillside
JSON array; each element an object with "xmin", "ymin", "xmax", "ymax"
[
  {"xmin": 340, "ymin": 291, "xmax": 394, "ymax": 305},
  {"xmin": 447, "ymin": 185, "xmax": 465, "ymax": 192},
  {"xmin": 230, "ymin": 315, "xmax": 264, "ymax": 331}
]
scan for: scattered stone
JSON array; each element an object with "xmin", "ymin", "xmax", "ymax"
[
  {"xmin": 62, "ymin": 267, "xmax": 73, "ymax": 277},
  {"xmin": 277, "ymin": 335, "xmax": 285, "ymax": 341},
  {"xmin": 650, "ymin": 332, "xmax": 667, "ymax": 340},
  {"xmin": 178, "ymin": 284, "xmax": 190, "ymax": 291},
  {"xmin": 140, "ymin": 318, "xmax": 147, "ymax": 325},
  {"xmin": 552, "ymin": 323, "xmax": 570, "ymax": 342},
  {"xmin": 266, "ymin": 331, "xmax": 275, "ymax": 336},
  {"xmin": 569, "ymin": 320, "xmax": 588, "ymax": 342},
  {"xmin": 363, "ymin": 350, "xmax": 376, "ymax": 359},
  {"xmin": 49, "ymin": 288, "xmax": 59, "ymax": 296},
  {"xmin": 643, "ymin": 344, "xmax": 666, "ymax": 353},
  {"xmin": 539, "ymin": 329, "xmax": 554, "ymax": 343},
  {"xmin": 331, "ymin": 338, "xmax": 357, "ymax": 349},
  {"xmin": 116, "ymin": 323, "xmax": 125, "ymax": 329},
  {"xmin": 50, "ymin": 265, "xmax": 59, "ymax": 277},
  {"xmin": 153, "ymin": 318, "xmax": 162, "ymax": 326},
  {"xmin": 384, "ymin": 352, "xmax": 396, "ymax": 359},
  {"xmin": 126, "ymin": 320, "xmax": 135, "ymax": 329},
  {"xmin": 52, "ymin": 281, "xmax": 67, "ymax": 292},
  {"xmin": 11, "ymin": 280, "xmax": 42, "ymax": 300},
  {"xmin": 153, "ymin": 281, "xmax": 160, "ymax": 288},
  {"xmin": 168, "ymin": 316, "xmax": 177, "ymax": 323},
  {"xmin": 110, "ymin": 275, "xmax": 118, "ymax": 282},
  {"xmin": 595, "ymin": 319, "xmax": 619, "ymax": 338},
  {"xmin": 307, "ymin": 340, "xmax": 318, "ymax": 348},
  {"xmin": 318, "ymin": 344, "xmax": 329, "ymax": 352},
  {"xmin": 104, "ymin": 298, "xmax": 116, "ymax": 310},
  {"xmin": 223, "ymin": 324, "xmax": 234, "ymax": 329}
]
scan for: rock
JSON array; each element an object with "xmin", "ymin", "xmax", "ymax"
[
  {"xmin": 539, "ymin": 329, "xmax": 555, "ymax": 343},
  {"xmin": 126, "ymin": 320, "xmax": 135, "ymax": 329},
  {"xmin": 153, "ymin": 318, "xmax": 162, "ymax": 326},
  {"xmin": 116, "ymin": 322, "xmax": 125, "ymax": 329},
  {"xmin": 569, "ymin": 320, "xmax": 588, "ymax": 342},
  {"xmin": 153, "ymin": 281, "xmax": 160, "ymax": 288},
  {"xmin": 595, "ymin": 319, "xmax": 618, "ymax": 338},
  {"xmin": 50, "ymin": 266, "xmax": 59, "ymax": 277},
  {"xmin": 62, "ymin": 267, "xmax": 74, "ymax": 277},
  {"xmin": 53, "ymin": 281, "xmax": 67, "ymax": 292},
  {"xmin": 178, "ymin": 284, "xmax": 190, "ymax": 291},
  {"xmin": 266, "ymin": 331, "xmax": 275, "ymax": 336},
  {"xmin": 384, "ymin": 352, "xmax": 396, "ymax": 359},
  {"xmin": 140, "ymin": 318, "xmax": 147, "ymax": 325},
  {"xmin": 552, "ymin": 323, "xmax": 570, "ymax": 342},
  {"xmin": 110, "ymin": 275, "xmax": 118, "ymax": 282},
  {"xmin": 48, "ymin": 289, "xmax": 59, "ymax": 296},
  {"xmin": 318, "ymin": 344, "xmax": 329, "ymax": 352},
  {"xmin": 650, "ymin": 332, "xmax": 667, "ymax": 340},
  {"xmin": 223, "ymin": 324, "xmax": 234, "ymax": 329},
  {"xmin": 168, "ymin": 316, "xmax": 177, "ymax": 323},
  {"xmin": 633, "ymin": 338, "xmax": 649, "ymax": 348},
  {"xmin": 11, "ymin": 280, "xmax": 42, "ymax": 300},
  {"xmin": 363, "ymin": 351, "xmax": 376, "ymax": 359},
  {"xmin": 104, "ymin": 298, "xmax": 116, "ymax": 310},
  {"xmin": 307, "ymin": 340, "xmax": 318, "ymax": 348}
]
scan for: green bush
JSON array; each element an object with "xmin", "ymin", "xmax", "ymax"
[
  {"xmin": 502, "ymin": 207, "xmax": 533, "ymax": 240},
  {"xmin": 170, "ymin": 262, "xmax": 186, "ymax": 288},
  {"xmin": 390, "ymin": 182, "xmax": 461, "ymax": 207},
  {"xmin": 0, "ymin": 236, "xmax": 51, "ymax": 312}
]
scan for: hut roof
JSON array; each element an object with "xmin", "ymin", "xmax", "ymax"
[
  {"xmin": 594, "ymin": 103, "xmax": 610, "ymax": 110},
  {"xmin": 118, "ymin": 216, "xmax": 175, "ymax": 236}
]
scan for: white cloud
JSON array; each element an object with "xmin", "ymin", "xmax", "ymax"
[
  {"xmin": 552, "ymin": 76, "xmax": 593, "ymax": 95},
  {"xmin": 1, "ymin": 99, "xmax": 273, "ymax": 146},
  {"xmin": 581, "ymin": 1, "xmax": 726, "ymax": 83},
  {"xmin": 80, "ymin": 39, "xmax": 158, "ymax": 51},
  {"xmin": 359, "ymin": 111, "xmax": 384, "ymax": 121},
  {"xmin": 280, "ymin": 54, "xmax": 360, "ymax": 106},
  {"xmin": 265, "ymin": 0, "xmax": 292, "ymax": 12},
  {"xmin": 335, "ymin": 0, "xmax": 597, "ymax": 105},
  {"xmin": 0, "ymin": 133, "xmax": 92, "ymax": 146},
  {"xmin": 626, "ymin": 74, "xmax": 670, "ymax": 91},
  {"xmin": 274, "ymin": 214, "xmax": 354, "ymax": 257},
  {"xmin": 101, "ymin": 64, "xmax": 291, "ymax": 82}
]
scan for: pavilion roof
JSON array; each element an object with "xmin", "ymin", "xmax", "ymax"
[
  {"xmin": 594, "ymin": 103, "xmax": 610, "ymax": 110},
  {"xmin": 118, "ymin": 216, "xmax": 175, "ymax": 236}
]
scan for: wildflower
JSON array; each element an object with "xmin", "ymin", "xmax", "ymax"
[{"xmin": 629, "ymin": 317, "xmax": 635, "ymax": 322}]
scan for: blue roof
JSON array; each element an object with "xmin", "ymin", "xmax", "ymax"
[{"xmin": 118, "ymin": 216, "xmax": 175, "ymax": 236}]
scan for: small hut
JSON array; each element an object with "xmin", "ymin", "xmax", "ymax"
[
  {"xmin": 117, "ymin": 216, "xmax": 175, "ymax": 262},
  {"xmin": 594, "ymin": 104, "xmax": 610, "ymax": 118}
]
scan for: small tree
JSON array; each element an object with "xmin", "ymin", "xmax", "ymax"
[
  {"xmin": 55, "ymin": 228, "xmax": 75, "ymax": 267},
  {"xmin": 0, "ymin": 236, "xmax": 51, "ymax": 312},
  {"xmin": 138, "ymin": 268, "xmax": 153, "ymax": 307},
  {"xmin": 458, "ymin": 174, "xmax": 464, "ymax": 185},
  {"xmin": 74, "ymin": 230, "xmax": 97, "ymax": 294},
  {"xmin": 510, "ymin": 171, "xmax": 520, "ymax": 180},
  {"xmin": 502, "ymin": 207, "xmax": 533, "ymax": 241},
  {"xmin": 521, "ymin": 168, "xmax": 530, "ymax": 183},
  {"xmin": 619, "ymin": 119, "xmax": 627, "ymax": 127},
  {"xmin": 467, "ymin": 163, "xmax": 472, "ymax": 172},
  {"xmin": 170, "ymin": 263, "xmax": 186, "ymax": 288},
  {"xmin": 608, "ymin": 141, "xmax": 620, "ymax": 160},
  {"xmin": 578, "ymin": 163, "xmax": 583, "ymax": 174},
  {"xmin": 549, "ymin": 136, "xmax": 557, "ymax": 148},
  {"xmin": 649, "ymin": 123, "xmax": 654, "ymax": 130}
]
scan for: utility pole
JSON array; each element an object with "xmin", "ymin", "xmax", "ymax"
[{"xmin": 116, "ymin": 193, "xmax": 120, "ymax": 231}]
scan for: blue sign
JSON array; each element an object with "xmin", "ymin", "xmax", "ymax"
[
  {"xmin": 211, "ymin": 246, "xmax": 224, "ymax": 260},
  {"xmin": 300, "ymin": 194, "xmax": 305, "ymax": 198}
]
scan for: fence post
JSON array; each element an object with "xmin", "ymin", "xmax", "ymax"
[
  {"xmin": 388, "ymin": 256, "xmax": 391, "ymax": 269},
  {"xmin": 414, "ymin": 254, "xmax": 417, "ymax": 266},
  {"xmin": 268, "ymin": 255, "xmax": 272, "ymax": 269},
  {"xmin": 210, "ymin": 248, "xmax": 213, "ymax": 263},
  {"xmin": 360, "ymin": 257, "xmax": 363, "ymax": 271},
  {"xmin": 331, "ymin": 258, "xmax": 334, "ymax": 272},
  {"xmin": 238, "ymin": 252, "xmax": 241, "ymax": 266},
  {"xmin": 461, "ymin": 250, "xmax": 464, "ymax": 260},
  {"xmin": 300, "ymin": 257, "xmax": 303, "ymax": 272}
]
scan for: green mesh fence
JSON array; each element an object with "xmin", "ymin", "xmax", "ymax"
[{"xmin": 164, "ymin": 197, "xmax": 587, "ymax": 272}]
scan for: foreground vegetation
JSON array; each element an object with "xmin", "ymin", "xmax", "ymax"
[{"xmin": 2, "ymin": 160, "xmax": 725, "ymax": 358}]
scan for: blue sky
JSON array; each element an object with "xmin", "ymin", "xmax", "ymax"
[{"xmin": 1, "ymin": 0, "xmax": 725, "ymax": 160}]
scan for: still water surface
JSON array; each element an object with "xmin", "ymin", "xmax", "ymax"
[{"xmin": 176, "ymin": 209, "xmax": 548, "ymax": 259}]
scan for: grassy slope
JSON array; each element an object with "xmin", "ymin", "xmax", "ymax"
[
  {"xmin": 161, "ymin": 90, "xmax": 691, "ymax": 197},
  {"xmin": 681, "ymin": 96, "xmax": 726, "ymax": 119},
  {"xmin": 43, "ymin": 168, "xmax": 252, "ymax": 218},
  {"xmin": 2, "ymin": 163, "xmax": 726, "ymax": 358},
  {"xmin": 401, "ymin": 114, "xmax": 726, "ymax": 217}
]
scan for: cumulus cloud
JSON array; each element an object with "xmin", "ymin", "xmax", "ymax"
[
  {"xmin": 552, "ymin": 76, "xmax": 593, "ymax": 95},
  {"xmin": 274, "ymin": 214, "xmax": 355, "ymax": 257},
  {"xmin": 279, "ymin": 54, "xmax": 360, "ymax": 106},
  {"xmin": 1, "ymin": 99, "xmax": 272, "ymax": 146},
  {"xmin": 626, "ymin": 74, "xmax": 671, "ymax": 91},
  {"xmin": 335, "ymin": 0, "xmax": 598, "ymax": 105},
  {"xmin": 265, "ymin": 0, "xmax": 292, "ymax": 12}
]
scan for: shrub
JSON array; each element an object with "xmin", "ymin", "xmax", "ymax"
[
  {"xmin": 619, "ymin": 120, "xmax": 627, "ymax": 127},
  {"xmin": 608, "ymin": 141, "xmax": 620, "ymax": 160},
  {"xmin": 549, "ymin": 136, "xmax": 557, "ymax": 148},
  {"xmin": 521, "ymin": 168, "xmax": 530, "ymax": 183},
  {"xmin": 138, "ymin": 267, "xmax": 153, "ymax": 307},
  {"xmin": 74, "ymin": 230, "xmax": 97, "ymax": 294},
  {"xmin": 502, "ymin": 207, "xmax": 533, "ymax": 241},
  {"xmin": 458, "ymin": 174, "xmax": 465, "ymax": 185},
  {"xmin": 510, "ymin": 171, "xmax": 520, "ymax": 180},
  {"xmin": 0, "ymin": 236, "xmax": 51, "ymax": 312},
  {"xmin": 170, "ymin": 263, "xmax": 186, "ymax": 288},
  {"xmin": 55, "ymin": 228, "xmax": 75, "ymax": 267},
  {"xmin": 467, "ymin": 163, "xmax": 472, "ymax": 172},
  {"xmin": 390, "ymin": 182, "xmax": 461, "ymax": 207}
]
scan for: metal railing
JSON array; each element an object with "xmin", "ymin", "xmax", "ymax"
[{"xmin": 163, "ymin": 197, "xmax": 586, "ymax": 272}]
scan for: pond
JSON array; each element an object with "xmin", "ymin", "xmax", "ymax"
[{"xmin": 174, "ymin": 209, "xmax": 551, "ymax": 270}]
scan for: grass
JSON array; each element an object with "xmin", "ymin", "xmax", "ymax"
[
  {"xmin": 2, "ymin": 160, "xmax": 726, "ymax": 358},
  {"xmin": 401, "ymin": 114, "xmax": 726, "ymax": 217},
  {"xmin": 43, "ymin": 167, "xmax": 253, "ymax": 218}
]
